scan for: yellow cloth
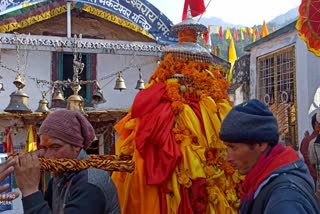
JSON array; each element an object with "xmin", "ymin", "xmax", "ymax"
[
  {"xmin": 112, "ymin": 114, "xmax": 160, "ymax": 214},
  {"xmin": 166, "ymin": 171, "xmax": 181, "ymax": 214},
  {"xmin": 227, "ymin": 37, "xmax": 237, "ymax": 82},
  {"xmin": 177, "ymin": 104, "xmax": 208, "ymax": 147},
  {"xmin": 199, "ymin": 97, "xmax": 225, "ymax": 149},
  {"xmin": 225, "ymin": 28, "xmax": 232, "ymax": 40},
  {"xmin": 25, "ymin": 125, "xmax": 37, "ymax": 152}
]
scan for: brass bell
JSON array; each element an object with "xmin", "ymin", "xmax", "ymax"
[
  {"xmin": 114, "ymin": 72, "xmax": 126, "ymax": 91},
  {"xmin": 67, "ymin": 94, "xmax": 86, "ymax": 115},
  {"xmin": 4, "ymin": 89, "xmax": 32, "ymax": 113},
  {"xmin": 92, "ymin": 88, "xmax": 106, "ymax": 104},
  {"xmin": 52, "ymin": 88, "xmax": 65, "ymax": 102},
  {"xmin": 135, "ymin": 69, "xmax": 145, "ymax": 90},
  {"xmin": 13, "ymin": 74, "xmax": 25, "ymax": 89},
  {"xmin": 35, "ymin": 93, "xmax": 50, "ymax": 113}
]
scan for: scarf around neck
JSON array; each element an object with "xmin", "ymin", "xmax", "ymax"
[{"xmin": 241, "ymin": 144, "xmax": 300, "ymax": 202}]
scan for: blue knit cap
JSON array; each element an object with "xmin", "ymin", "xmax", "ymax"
[{"xmin": 219, "ymin": 99, "xmax": 279, "ymax": 144}]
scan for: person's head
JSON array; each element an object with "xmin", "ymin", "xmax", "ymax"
[
  {"xmin": 219, "ymin": 99, "xmax": 279, "ymax": 175},
  {"xmin": 313, "ymin": 112, "xmax": 320, "ymax": 131},
  {"xmin": 38, "ymin": 109, "xmax": 95, "ymax": 160}
]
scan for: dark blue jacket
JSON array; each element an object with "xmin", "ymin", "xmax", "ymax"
[
  {"xmin": 22, "ymin": 150, "xmax": 120, "ymax": 214},
  {"xmin": 240, "ymin": 159, "xmax": 320, "ymax": 214}
]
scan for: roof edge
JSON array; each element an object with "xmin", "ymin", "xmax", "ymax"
[{"xmin": 244, "ymin": 20, "xmax": 297, "ymax": 51}]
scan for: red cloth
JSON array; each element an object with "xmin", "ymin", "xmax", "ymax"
[
  {"xmin": 300, "ymin": 130, "xmax": 317, "ymax": 183},
  {"xmin": 241, "ymin": 144, "xmax": 300, "ymax": 202},
  {"xmin": 189, "ymin": 178, "xmax": 207, "ymax": 213},
  {"xmin": 178, "ymin": 186, "xmax": 194, "ymax": 214},
  {"xmin": 219, "ymin": 26, "xmax": 223, "ymax": 39},
  {"xmin": 188, "ymin": 99, "xmax": 205, "ymax": 136},
  {"xmin": 203, "ymin": 31, "xmax": 209, "ymax": 44},
  {"xmin": 132, "ymin": 83, "xmax": 181, "ymax": 185},
  {"xmin": 233, "ymin": 28, "xmax": 239, "ymax": 42},
  {"xmin": 182, "ymin": 0, "xmax": 205, "ymax": 20},
  {"xmin": 245, "ymin": 27, "xmax": 250, "ymax": 38},
  {"xmin": 3, "ymin": 127, "xmax": 13, "ymax": 153}
]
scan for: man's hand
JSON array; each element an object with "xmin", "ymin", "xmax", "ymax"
[
  {"xmin": 304, "ymin": 130, "xmax": 310, "ymax": 137},
  {"xmin": 0, "ymin": 158, "xmax": 19, "ymax": 201},
  {"xmin": 14, "ymin": 152, "xmax": 41, "ymax": 197}
]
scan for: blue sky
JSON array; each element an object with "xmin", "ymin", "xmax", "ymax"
[{"xmin": 148, "ymin": 0, "xmax": 301, "ymax": 26}]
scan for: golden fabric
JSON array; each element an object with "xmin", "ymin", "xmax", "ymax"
[{"xmin": 112, "ymin": 114, "xmax": 160, "ymax": 214}]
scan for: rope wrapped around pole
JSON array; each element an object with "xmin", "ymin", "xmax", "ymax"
[{"xmin": 10, "ymin": 153, "xmax": 135, "ymax": 173}]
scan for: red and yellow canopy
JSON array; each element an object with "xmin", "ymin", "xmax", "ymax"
[{"xmin": 296, "ymin": 0, "xmax": 320, "ymax": 56}]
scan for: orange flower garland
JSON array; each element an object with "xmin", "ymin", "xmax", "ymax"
[{"xmin": 150, "ymin": 54, "xmax": 230, "ymax": 107}]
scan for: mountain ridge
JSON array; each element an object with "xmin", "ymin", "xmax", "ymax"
[
  {"xmin": 199, "ymin": 7, "xmax": 299, "ymax": 29},
  {"xmin": 199, "ymin": 7, "xmax": 299, "ymax": 61}
]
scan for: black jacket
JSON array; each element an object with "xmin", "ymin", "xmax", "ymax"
[{"xmin": 22, "ymin": 150, "xmax": 120, "ymax": 214}]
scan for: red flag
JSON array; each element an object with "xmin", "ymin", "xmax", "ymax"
[
  {"xmin": 255, "ymin": 28, "xmax": 260, "ymax": 38},
  {"xmin": 233, "ymin": 28, "xmax": 239, "ymax": 42},
  {"xmin": 203, "ymin": 25, "xmax": 211, "ymax": 44},
  {"xmin": 4, "ymin": 127, "xmax": 13, "ymax": 154},
  {"xmin": 246, "ymin": 27, "xmax": 250, "ymax": 38},
  {"xmin": 182, "ymin": 0, "xmax": 206, "ymax": 20},
  {"xmin": 219, "ymin": 26, "xmax": 223, "ymax": 39}
]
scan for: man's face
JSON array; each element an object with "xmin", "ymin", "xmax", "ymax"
[
  {"xmin": 39, "ymin": 134, "xmax": 80, "ymax": 160},
  {"xmin": 224, "ymin": 142, "xmax": 267, "ymax": 175},
  {"xmin": 315, "ymin": 121, "xmax": 320, "ymax": 132}
]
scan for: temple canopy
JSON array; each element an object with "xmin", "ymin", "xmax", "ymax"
[{"xmin": 0, "ymin": 0, "xmax": 177, "ymax": 44}]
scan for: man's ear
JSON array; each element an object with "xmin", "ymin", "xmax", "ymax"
[{"xmin": 257, "ymin": 143, "xmax": 269, "ymax": 153}]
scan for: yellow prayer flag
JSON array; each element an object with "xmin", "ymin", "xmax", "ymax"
[
  {"xmin": 228, "ymin": 37, "xmax": 237, "ymax": 64},
  {"xmin": 261, "ymin": 20, "xmax": 269, "ymax": 38},
  {"xmin": 240, "ymin": 28, "xmax": 244, "ymax": 41},
  {"xmin": 227, "ymin": 37, "xmax": 237, "ymax": 82},
  {"xmin": 215, "ymin": 26, "xmax": 219, "ymax": 34},
  {"xmin": 225, "ymin": 27, "xmax": 232, "ymax": 40},
  {"xmin": 25, "ymin": 125, "xmax": 38, "ymax": 152},
  {"xmin": 252, "ymin": 28, "xmax": 257, "ymax": 42}
]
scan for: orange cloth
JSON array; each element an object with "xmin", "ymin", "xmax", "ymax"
[
  {"xmin": 261, "ymin": 20, "xmax": 269, "ymax": 38},
  {"xmin": 112, "ymin": 115, "xmax": 160, "ymax": 214}
]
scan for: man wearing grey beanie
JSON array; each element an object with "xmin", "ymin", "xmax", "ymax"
[
  {"xmin": 13, "ymin": 109, "xmax": 120, "ymax": 214},
  {"xmin": 220, "ymin": 99, "xmax": 320, "ymax": 213}
]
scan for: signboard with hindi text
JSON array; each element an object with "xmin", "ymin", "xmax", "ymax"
[{"xmin": 0, "ymin": 0, "xmax": 177, "ymax": 44}]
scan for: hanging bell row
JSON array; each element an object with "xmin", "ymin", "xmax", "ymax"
[
  {"xmin": 114, "ymin": 70, "xmax": 145, "ymax": 91},
  {"xmin": 2, "ymin": 69, "xmax": 145, "ymax": 114}
]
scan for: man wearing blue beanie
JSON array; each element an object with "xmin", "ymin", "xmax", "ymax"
[{"xmin": 220, "ymin": 99, "xmax": 320, "ymax": 213}]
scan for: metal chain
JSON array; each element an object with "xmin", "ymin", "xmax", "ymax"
[{"xmin": 14, "ymin": 33, "xmax": 21, "ymax": 74}]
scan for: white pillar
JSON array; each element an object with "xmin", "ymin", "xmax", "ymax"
[{"xmin": 67, "ymin": 1, "xmax": 72, "ymax": 38}]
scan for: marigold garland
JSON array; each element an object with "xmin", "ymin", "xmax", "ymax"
[{"xmin": 150, "ymin": 54, "xmax": 230, "ymax": 108}]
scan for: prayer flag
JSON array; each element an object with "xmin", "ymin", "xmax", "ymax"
[{"xmin": 182, "ymin": 0, "xmax": 205, "ymax": 20}]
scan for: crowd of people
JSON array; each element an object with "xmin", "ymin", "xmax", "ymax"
[{"xmin": 0, "ymin": 101, "xmax": 319, "ymax": 213}]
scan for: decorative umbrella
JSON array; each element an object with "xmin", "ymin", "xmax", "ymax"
[{"xmin": 296, "ymin": 0, "xmax": 320, "ymax": 56}]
